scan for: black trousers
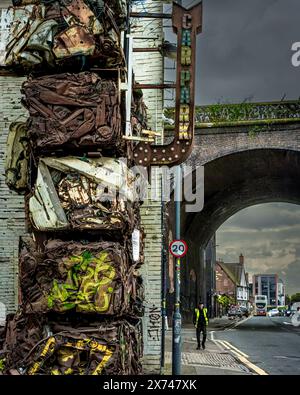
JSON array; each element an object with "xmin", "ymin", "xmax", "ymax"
[{"xmin": 196, "ymin": 323, "xmax": 207, "ymax": 346}]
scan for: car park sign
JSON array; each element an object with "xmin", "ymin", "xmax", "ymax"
[{"xmin": 169, "ymin": 239, "xmax": 188, "ymax": 258}]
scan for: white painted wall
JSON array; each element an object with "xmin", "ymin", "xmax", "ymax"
[
  {"xmin": 131, "ymin": 0, "xmax": 164, "ymax": 373},
  {"xmin": 0, "ymin": 75, "xmax": 27, "ymax": 314}
]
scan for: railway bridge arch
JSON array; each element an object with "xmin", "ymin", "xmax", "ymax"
[{"xmin": 166, "ymin": 101, "xmax": 300, "ymax": 320}]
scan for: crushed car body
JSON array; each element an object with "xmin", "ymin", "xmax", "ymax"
[
  {"xmin": 19, "ymin": 237, "xmax": 144, "ymax": 316},
  {"xmin": 2, "ymin": 312, "xmax": 143, "ymax": 375},
  {"xmin": 27, "ymin": 156, "xmax": 142, "ymax": 232},
  {"xmin": 22, "ymin": 72, "xmax": 123, "ymax": 153},
  {"xmin": 0, "ymin": 1, "xmax": 125, "ymax": 71}
]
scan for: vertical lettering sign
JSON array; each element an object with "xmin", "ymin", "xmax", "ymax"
[{"xmin": 133, "ymin": 2, "xmax": 202, "ymax": 166}]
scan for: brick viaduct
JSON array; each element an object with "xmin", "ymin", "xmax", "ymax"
[{"xmin": 169, "ymin": 102, "xmax": 300, "ymax": 319}]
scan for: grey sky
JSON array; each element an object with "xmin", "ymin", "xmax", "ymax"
[
  {"xmin": 196, "ymin": 0, "xmax": 300, "ymax": 104},
  {"xmin": 165, "ymin": 0, "xmax": 300, "ymax": 104}
]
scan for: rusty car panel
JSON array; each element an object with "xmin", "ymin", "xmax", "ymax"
[
  {"xmin": 61, "ymin": 0, "xmax": 103, "ymax": 35},
  {"xmin": 53, "ymin": 25, "xmax": 95, "ymax": 59},
  {"xmin": 5, "ymin": 122, "xmax": 29, "ymax": 194}
]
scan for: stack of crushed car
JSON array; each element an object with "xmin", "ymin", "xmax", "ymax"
[
  {"xmin": 1, "ymin": 0, "xmax": 146, "ymax": 375},
  {"xmin": 0, "ymin": 0, "xmax": 127, "ymax": 71}
]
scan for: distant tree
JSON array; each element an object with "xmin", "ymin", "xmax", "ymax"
[
  {"xmin": 285, "ymin": 294, "xmax": 291, "ymax": 305},
  {"xmin": 218, "ymin": 294, "xmax": 235, "ymax": 309},
  {"xmin": 291, "ymin": 293, "xmax": 300, "ymax": 303}
]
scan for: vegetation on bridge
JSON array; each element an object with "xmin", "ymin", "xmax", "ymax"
[{"xmin": 164, "ymin": 100, "xmax": 300, "ymax": 136}]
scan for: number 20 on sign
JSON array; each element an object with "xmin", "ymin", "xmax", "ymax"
[{"xmin": 169, "ymin": 240, "xmax": 188, "ymax": 258}]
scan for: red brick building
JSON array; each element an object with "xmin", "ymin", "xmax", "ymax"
[
  {"xmin": 216, "ymin": 254, "xmax": 249, "ymax": 308},
  {"xmin": 216, "ymin": 261, "xmax": 236, "ymax": 299}
]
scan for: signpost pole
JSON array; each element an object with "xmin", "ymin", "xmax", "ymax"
[{"xmin": 172, "ymin": 164, "xmax": 182, "ymax": 375}]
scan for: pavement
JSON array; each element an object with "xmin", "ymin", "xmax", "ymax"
[{"xmin": 162, "ymin": 316, "xmax": 254, "ymax": 375}]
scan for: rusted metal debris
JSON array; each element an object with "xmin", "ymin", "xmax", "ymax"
[
  {"xmin": 22, "ymin": 72, "xmax": 123, "ymax": 153},
  {"xmin": 5, "ymin": 122, "xmax": 30, "ymax": 194},
  {"xmin": 0, "ymin": 1, "xmax": 125, "ymax": 71},
  {"xmin": 1, "ymin": 312, "xmax": 143, "ymax": 375},
  {"xmin": 27, "ymin": 156, "xmax": 143, "ymax": 233},
  {"xmin": 19, "ymin": 237, "xmax": 144, "ymax": 317}
]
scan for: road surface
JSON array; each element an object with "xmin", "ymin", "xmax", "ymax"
[{"xmin": 213, "ymin": 315, "xmax": 300, "ymax": 375}]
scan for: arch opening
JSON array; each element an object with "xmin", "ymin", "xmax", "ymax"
[{"xmin": 177, "ymin": 148, "xmax": 300, "ymax": 321}]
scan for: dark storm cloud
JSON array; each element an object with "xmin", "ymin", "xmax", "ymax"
[
  {"xmin": 195, "ymin": 0, "xmax": 300, "ymax": 104},
  {"xmin": 217, "ymin": 203, "xmax": 300, "ymax": 295},
  {"xmin": 218, "ymin": 204, "xmax": 300, "ymax": 231}
]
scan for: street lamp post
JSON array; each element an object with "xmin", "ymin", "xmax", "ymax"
[
  {"xmin": 172, "ymin": 0, "xmax": 183, "ymax": 377},
  {"xmin": 172, "ymin": 164, "xmax": 182, "ymax": 375},
  {"xmin": 169, "ymin": 0, "xmax": 202, "ymax": 375}
]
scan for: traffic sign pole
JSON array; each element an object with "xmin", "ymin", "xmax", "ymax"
[{"xmin": 172, "ymin": 165, "xmax": 182, "ymax": 375}]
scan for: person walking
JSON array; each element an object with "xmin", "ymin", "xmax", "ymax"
[{"xmin": 193, "ymin": 302, "xmax": 209, "ymax": 350}]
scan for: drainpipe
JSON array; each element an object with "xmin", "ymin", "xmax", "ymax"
[
  {"xmin": 125, "ymin": 35, "xmax": 133, "ymax": 137},
  {"xmin": 161, "ymin": 176, "xmax": 167, "ymax": 370}
]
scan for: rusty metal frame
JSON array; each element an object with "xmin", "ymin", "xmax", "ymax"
[{"xmin": 132, "ymin": 2, "xmax": 202, "ymax": 167}]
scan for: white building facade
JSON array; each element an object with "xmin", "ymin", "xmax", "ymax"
[{"xmin": 277, "ymin": 279, "xmax": 286, "ymax": 306}]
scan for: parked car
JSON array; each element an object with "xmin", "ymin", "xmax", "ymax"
[
  {"xmin": 240, "ymin": 306, "xmax": 249, "ymax": 317},
  {"xmin": 228, "ymin": 307, "xmax": 243, "ymax": 318},
  {"xmin": 268, "ymin": 308, "xmax": 280, "ymax": 317},
  {"xmin": 228, "ymin": 308, "xmax": 237, "ymax": 318}
]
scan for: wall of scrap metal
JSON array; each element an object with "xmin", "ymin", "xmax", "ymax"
[{"xmin": 0, "ymin": 0, "xmax": 147, "ymax": 375}]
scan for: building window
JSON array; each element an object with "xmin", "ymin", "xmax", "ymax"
[{"xmin": 269, "ymin": 277, "xmax": 276, "ymax": 305}]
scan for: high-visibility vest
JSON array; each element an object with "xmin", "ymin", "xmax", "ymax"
[{"xmin": 195, "ymin": 307, "xmax": 208, "ymax": 326}]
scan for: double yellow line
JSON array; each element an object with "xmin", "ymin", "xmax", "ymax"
[{"xmin": 214, "ymin": 339, "xmax": 269, "ymax": 375}]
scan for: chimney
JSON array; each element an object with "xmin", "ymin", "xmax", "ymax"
[{"xmin": 239, "ymin": 254, "xmax": 244, "ymax": 266}]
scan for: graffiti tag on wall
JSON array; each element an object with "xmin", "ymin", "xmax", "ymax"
[{"xmin": 147, "ymin": 304, "xmax": 161, "ymax": 341}]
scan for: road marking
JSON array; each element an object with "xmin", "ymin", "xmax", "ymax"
[
  {"xmin": 213, "ymin": 339, "xmax": 269, "ymax": 376},
  {"xmin": 221, "ymin": 340, "xmax": 249, "ymax": 358},
  {"xmin": 234, "ymin": 354, "xmax": 269, "ymax": 376},
  {"xmin": 232, "ymin": 315, "xmax": 252, "ymax": 328},
  {"xmin": 214, "ymin": 339, "xmax": 231, "ymax": 350}
]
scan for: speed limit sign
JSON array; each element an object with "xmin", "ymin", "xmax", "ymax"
[{"xmin": 169, "ymin": 239, "xmax": 188, "ymax": 258}]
